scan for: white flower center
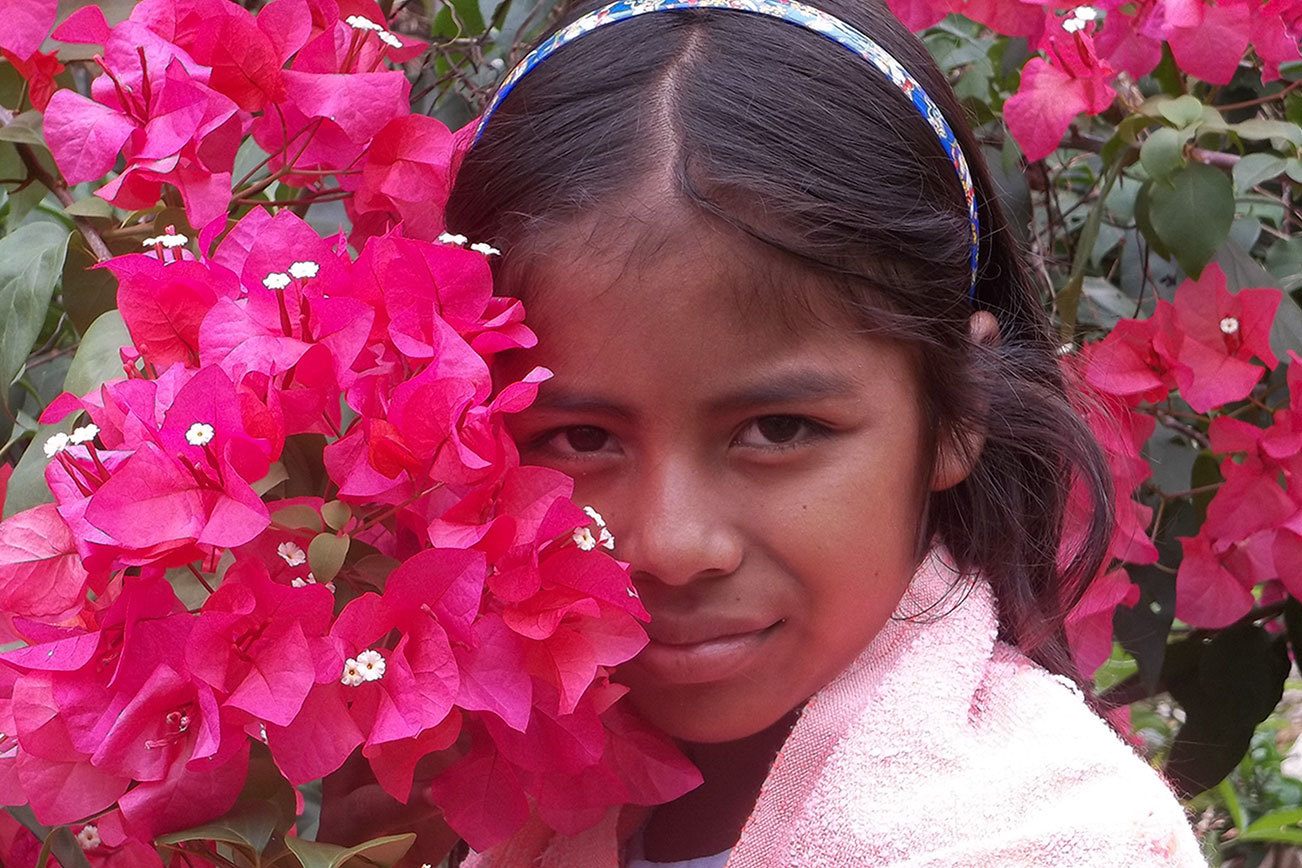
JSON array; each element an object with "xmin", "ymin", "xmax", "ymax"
[
  {"xmin": 1219, "ymin": 316, "xmax": 1240, "ymax": 335},
  {"xmin": 185, "ymin": 422, "xmax": 215, "ymax": 447},
  {"xmin": 76, "ymin": 825, "xmax": 101, "ymax": 851},
  {"xmin": 572, "ymin": 527, "xmax": 597, "ymax": 551},
  {"xmin": 43, "ymin": 432, "xmax": 70, "ymax": 458},
  {"xmin": 356, "ymin": 648, "xmax": 386, "ymax": 681},
  {"xmin": 1062, "ymin": 5, "xmax": 1098, "ymax": 31},
  {"xmin": 345, "ymin": 13, "xmax": 384, "ymax": 31},
  {"xmin": 341, "ymin": 658, "xmax": 365, "ymax": 687},
  {"xmin": 69, "ymin": 424, "xmax": 100, "ymax": 445},
  {"xmin": 277, "ymin": 541, "xmax": 307, "ymax": 567},
  {"xmin": 263, "ymin": 272, "xmax": 291, "ymax": 291},
  {"xmin": 289, "ymin": 260, "xmax": 319, "ymax": 279}
]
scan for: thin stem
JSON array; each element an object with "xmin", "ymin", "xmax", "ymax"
[
  {"xmin": 0, "ymin": 106, "xmax": 114, "ymax": 263},
  {"xmin": 1216, "ymin": 81, "xmax": 1301, "ymax": 112},
  {"xmin": 186, "ymin": 563, "xmax": 216, "ymax": 595}
]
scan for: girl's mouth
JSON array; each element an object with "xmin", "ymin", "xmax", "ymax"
[{"xmin": 633, "ymin": 620, "xmax": 783, "ymax": 686}]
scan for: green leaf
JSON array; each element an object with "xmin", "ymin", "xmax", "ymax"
[
  {"xmin": 308, "ymin": 533, "xmax": 349, "ymax": 583},
  {"xmin": 6, "ymin": 807, "xmax": 91, "ymax": 868},
  {"xmin": 61, "ymin": 233, "xmax": 119, "ymax": 335},
  {"xmin": 284, "ymin": 833, "xmax": 416, "ymax": 867},
  {"xmin": 1139, "ymin": 127, "xmax": 1190, "ymax": 182},
  {"xmin": 271, "ymin": 504, "xmax": 323, "ymax": 532},
  {"xmin": 1243, "ymin": 806, "xmax": 1302, "ymax": 837},
  {"xmin": 63, "ymin": 310, "xmax": 131, "ymax": 396},
  {"xmin": 156, "ymin": 800, "xmax": 279, "ymax": 854},
  {"xmin": 63, "ymin": 196, "xmax": 113, "ymax": 218},
  {"xmin": 1232, "ymin": 153, "xmax": 1288, "ymax": 193},
  {"xmin": 0, "ymin": 111, "xmax": 45, "ymax": 147},
  {"xmin": 1147, "ymin": 162, "xmax": 1235, "ymax": 277},
  {"xmin": 1156, "ymin": 94, "xmax": 1205, "ymax": 129},
  {"xmin": 1229, "ymin": 118, "xmax": 1302, "ymax": 147},
  {"xmin": 1164, "ymin": 626, "xmax": 1290, "ymax": 798},
  {"xmin": 0, "ymin": 223, "xmax": 70, "ymax": 400},
  {"xmin": 321, "ymin": 500, "xmax": 352, "ymax": 532}
]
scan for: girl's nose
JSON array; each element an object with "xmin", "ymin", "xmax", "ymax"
[{"xmin": 613, "ymin": 457, "xmax": 744, "ymax": 588}]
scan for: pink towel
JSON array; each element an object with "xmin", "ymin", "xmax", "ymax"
[{"xmin": 465, "ymin": 549, "xmax": 1207, "ymax": 867}]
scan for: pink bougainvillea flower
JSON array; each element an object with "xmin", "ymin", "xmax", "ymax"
[
  {"xmin": 349, "ymin": 114, "xmax": 457, "ymax": 243},
  {"xmin": 108, "ymin": 255, "xmax": 242, "ymax": 370},
  {"xmin": 1083, "ymin": 317, "xmax": 1174, "ymax": 404},
  {"xmin": 0, "ymin": 505, "xmax": 95, "ymax": 622},
  {"xmin": 266, "ymin": 550, "xmax": 476, "ymax": 787},
  {"xmin": 1175, "ymin": 532, "xmax": 1257, "ymax": 628},
  {"xmin": 1004, "ymin": 27, "xmax": 1115, "ymax": 162},
  {"xmin": 1, "ymin": 47, "xmax": 63, "ymax": 110},
  {"xmin": 1065, "ymin": 568, "xmax": 1139, "ymax": 675},
  {"xmin": 1164, "ymin": 0, "xmax": 1252, "ymax": 84},
  {"xmin": 187, "ymin": 559, "xmax": 334, "ymax": 725},
  {"xmin": 0, "ymin": 0, "xmax": 56, "ymax": 60},
  {"xmin": 1154, "ymin": 264, "xmax": 1280, "ymax": 413}
]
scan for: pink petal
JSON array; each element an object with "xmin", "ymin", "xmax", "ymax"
[
  {"xmin": 0, "ymin": 0, "xmax": 56, "ymax": 59},
  {"xmin": 43, "ymin": 90, "xmax": 137, "ymax": 183},
  {"xmin": 0, "ymin": 505, "xmax": 91, "ymax": 620}
]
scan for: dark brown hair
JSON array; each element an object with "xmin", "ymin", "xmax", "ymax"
[{"xmin": 445, "ymin": 0, "xmax": 1114, "ymax": 688}]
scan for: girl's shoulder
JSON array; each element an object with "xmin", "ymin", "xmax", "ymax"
[{"xmin": 778, "ymin": 639, "xmax": 1207, "ymax": 866}]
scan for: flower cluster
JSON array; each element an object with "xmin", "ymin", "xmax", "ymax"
[
  {"xmin": 30, "ymin": 0, "xmax": 449, "ymax": 241},
  {"xmin": 1062, "ymin": 264, "xmax": 1299, "ymax": 670},
  {"xmin": 886, "ymin": 1, "xmax": 1302, "ymax": 160},
  {"xmin": 0, "ymin": 202, "xmax": 700, "ymax": 859},
  {"xmin": 0, "ymin": 2, "xmax": 702, "ymax": 860}
]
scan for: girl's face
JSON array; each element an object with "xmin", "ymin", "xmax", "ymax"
[{"xmin": 499, "ymin": 205, "xmax": 943, "ymax": 744}]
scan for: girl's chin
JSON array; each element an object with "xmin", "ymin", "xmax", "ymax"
[{"xmin": 615, "ymin": 677, "xmax": 793, "ymax": 745}]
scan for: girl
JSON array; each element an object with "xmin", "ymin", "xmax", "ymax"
[{"xmin": 445, "ymin": 0, "xmax": 1206, "ymax": 864}]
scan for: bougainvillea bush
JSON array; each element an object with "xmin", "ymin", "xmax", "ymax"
[{"xmin": 0, "ymin": 0, "xmax": 1299, "ymax": 864}]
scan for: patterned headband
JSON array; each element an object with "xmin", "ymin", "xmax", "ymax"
[{"xmin": 474, "ymin": 0, "xmax": 980, "ymax": 298}]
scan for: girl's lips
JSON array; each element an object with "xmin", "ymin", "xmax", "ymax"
[{"xmin": 632, "ymin": 622, "xmax": 781, "ymax": 686}]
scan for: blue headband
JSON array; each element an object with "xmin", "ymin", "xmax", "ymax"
[{"xmin": 474, "ymin": 0, "xmax": 980, "ymax": 298}]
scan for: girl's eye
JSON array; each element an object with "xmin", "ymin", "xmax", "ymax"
[
  {"xmin": 537, "ymin": 425, "xmax": 615, "ymax": 456},
  {"xmin": 734, "ymin": 415, "xmax": 828, "ymax": 450}
]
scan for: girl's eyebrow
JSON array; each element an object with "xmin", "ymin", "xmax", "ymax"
[
  {"xmin": 707, "ymin": 370, "xmax": 859, "ymax": 412},
  {"xmin": 530, "ymin": 371, "xmax": 858, "ymax": 419}
]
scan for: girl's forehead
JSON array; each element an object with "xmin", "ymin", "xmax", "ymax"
[{"xmin": 499, "ymin": 197, "xmax": 861, "ymax": 343}]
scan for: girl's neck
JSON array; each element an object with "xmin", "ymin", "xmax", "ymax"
[{"xmin": 640, "ymin": 708, "xmax": 802, "ymax": 862}]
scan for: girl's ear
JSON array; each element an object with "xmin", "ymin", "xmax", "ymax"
[{"xmin": 930, "ymin": 311, "xmax": 1000, "ymax": 492}]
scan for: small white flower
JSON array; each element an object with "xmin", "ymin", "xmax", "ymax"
[
  {"xmin": 341, "ymin": 658, "xmax": 365, "ymax": 687},
  {"xmin": 470, "ymin": 242, "xmax": 501, "ymax": 256},
  {"xmin": 76, "ymin": 824, "xmax": 101, "ymax": 851},
  {"xmin": 290, "ymin": 576, "xmax": 308, "ymax": 588},
  {"xmin": 1062, "ymin": 5, "xmax": 1098, "ymax": 32},
  {"xmin": 1219, "ymin": 316, "xmax": 1240, "ymax": 335},
  {"xmin": 159, "ymin": 233, "xmax": 188, "ymax": 249},
  {"xmin": 141, "ymin": 236, "xmax": 162, "ymax": 248},
  {"xmin": 437, "ymin": 232, "xmax": 468, "ymax": 246},
  {"xmin": 258, "ymin": 723, "xmax": 268, "ymax": 742},
  {"xmin": 572, "ymin": 527, "xmax": 597, "ymax": 551},
  {"xmin": 378, "ymin": 30, "xmax": 403, "ymax": 48},
  {"xmin": 186, "ymin": 422, "xmax": 215, "ymax": 447},
  {"xmin": 583, "ymin": 506, "xmax": 606, "ymax": 527},
  {"xmin": 627, "ymin": 585, "xmax": 639, "ymax": 598},
  {"xmin": 345, "ymin": 13, "xmax": 384, "ymax": 31},
  {"xmin": 289, "ymin": 260, "xmax": 319, "ymax": 279},
  {"xmin": 278, "ymin": 541, "xmax": 308, "ymax": 567},
  {"xmin": 357, "ymin": 648, "xmax": 386, "ymax": 681},
  {"xmin": 43, "ymin": 432, "xmax": 70, "ymax": 458},
  {"xmin": 263, "ymin": 271, "xmax": 291, "ymax": 291},
  {"xmin": 69, "ymin": 423, "xmax": 100, "ymax": 445},
  {"xmin": 599, "ymin": 527, "xmax": 615, "ymax": 550}
]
